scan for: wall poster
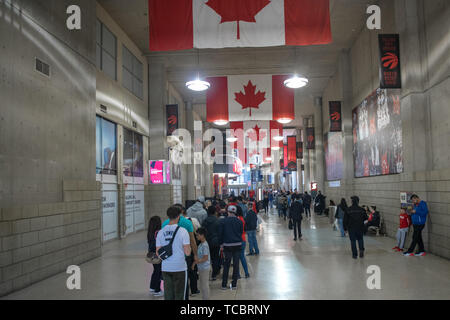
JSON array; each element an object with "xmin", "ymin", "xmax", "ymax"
[
  {"xmin": 324, "ymin": 132, "xmax": 343, "ymax": 181},
  {"xmin": 352, "ymin": 88, "xmax": 402, "ymax": 178},
  {"xmin": 123, "ymin": 128, "xmax": 144, "ymax": 179},
  {"xmin": 102, "ymin": 184, "xmax": 118, "ymax": 242},
  {"xmin": 96, "ymin": 116, "xmax": 117, "ymax": 176}
]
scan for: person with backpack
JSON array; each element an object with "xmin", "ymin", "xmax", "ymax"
[
  {"xmin": 147, "ymin": 216, "xmax": 163, "ymax": 296},
  {"xmin": 403, "ymin": 194, "xmax": 429, "ymax": 256},
  {"xmin": 202, "ymin": 206, "xmax": 221, "ymax": 281},
  {"xmin": 335, "ymin": 198, "xmax": 348, "ymax": 237},
  {"xmin": 156, "ymin": 206, "xmax": 191, "ymax": 300},
  {"xmin": 289, "ymin": 195, "xmax": 304, "ymax": 241},
  {"xmin": 343, "ymin": 196, "xmax": 368, "ymax": 259}
]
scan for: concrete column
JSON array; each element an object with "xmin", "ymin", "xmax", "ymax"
[
  {"xmin": 296, "ymin": 128, "xmax": 304, "ymax": 193},
  {"xmin": 185, "ymin": 100, "xmax": 196, "ymax": 201},
  {"xmin": 313, "ymin": 97, "xmax": 325, "ymax": 192}
]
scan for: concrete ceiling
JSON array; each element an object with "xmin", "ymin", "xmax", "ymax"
[{"xmin": 98, "ymin": 0, "xmax": 372, "ymax": 126}]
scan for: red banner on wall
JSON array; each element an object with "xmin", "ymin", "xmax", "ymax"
[
  {"xmin": 379, "ymin": 34, "xmax": 401, "ymax": 89},
  {"xmin": 287, "ymin": 136, "xmax": 297, "ymax": 171},
  {"xmin": 329, "ymin": 101, "xmax": 342, "ymax": 132},
  {"xmin": 166, "ymin": 104, "xmax": 179, "ymax": 136},
  {"xmin": 306, "ymin": 127, "xmax": 315, "ymax": 149}
]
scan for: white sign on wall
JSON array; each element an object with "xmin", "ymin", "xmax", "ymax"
[
  {"xmin": 102, "ymin": 184, "xmax": 118, "ymax": 242},
  {"xmin": 124, "ymin": 184, "xmax": 146, "ymax": 234}
]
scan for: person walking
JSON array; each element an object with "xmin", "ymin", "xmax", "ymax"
[
  {"xmin": 147, "ymin": 216, "xmax": 163, "ymax": 296},
  {"xmin": 289, "ymin": 195, "xmax": 304, "ymax": 241},
  {"xmin": 303, "ymin": 192, "xmax": 312, "ymax": 219},
  {"xmin": 262, "ymin": 195, "xmax": 269, "ymax": 215},
  {"xmin": 343, "ymin": 196, "xmax": 368, "ymax": 259},
  {"xmin": 193, "ymin": 227, "xmax": 211, "ymax": 300},
  {"xmin": 335, "ymin": 198, "xmax": 348, "ymax": 237},
  {"xmin": 219, "ymin": 205, "xmax": 244, "ymax": 290},
  {"xmin": 156, "ymin": 206, "xmax": 192, "ymax": 300},
  {"xmin": 245, "ymin": 202, "xmax": 259, "ymax": 255},
  {"xmin": 202, "ymin": 206, "xmax": 221, "ymax": 280},
  {"xmin": 403, "ymin": 194, "xmax": 429, "ymax": 256},
  {"xmin": 236, "ymin": 209, "xmax": 250, "ymax": 278}
]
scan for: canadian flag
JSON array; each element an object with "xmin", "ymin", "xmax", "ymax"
[
  {"xmin": 149, "ymin": 0, "xmax": 332, "ymax": 51},
  {"xmin": 207, "ymin": 74, "xmax": 294, "ymax": 123}
]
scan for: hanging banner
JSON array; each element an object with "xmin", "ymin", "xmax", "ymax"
[
  {"xmin": 296, "ymin": 142, "xmax": 303, "ymax": 159},
  {"xmin": 287, "ymin": 136, "xmax": 297, "ymax": 171},
  {"xmin": 379, "ymin": 34, "xmax": 401, "ymax": 89},
  {"xmin": 306, "ymin": 127, "xmax": 315, "ymax": 149},
  {"xmin": 166, "ymin": 104, "xmax": 179, "ymax": 136},
  {"xmin": 283, "ymin": 144, "xmax": 288, "ymax": 172},
  {"xmin": 329, "ymin": 101, "xmax": 342, "ymax": 132}
]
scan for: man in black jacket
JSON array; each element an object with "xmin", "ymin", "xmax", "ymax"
[
  {"xmin": 303, "ymin": 192, "xmax": 312, "ymax": 219},
  {"xmin": 218, "ymin": 205, "xmax": 244, "ymax": 290},
  {"xmin": 344, "ymin": 196, "xmax": 368, "ymax": 259},
  {"xmin": 245, "ymin": 202, "xmax": 259, "ymax": 255},
  {"xmin": 202, "ymin": 206, "xmax": 221, "ymax": 280},
  {"xmin": 290, "ymin": 195, "xmax": 304, "ymax": 241}
]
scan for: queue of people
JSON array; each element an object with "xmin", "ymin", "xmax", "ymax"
[{"xmin": 147, "ymin": 194, "xmax": 263, "ymax": 300}]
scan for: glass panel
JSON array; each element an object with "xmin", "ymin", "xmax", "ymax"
[
  {"xmin": 133, "ymin": 77, "xmax": 143, "ymax": 100},
  {"xmin": 123, "ymin": 128, "xmax": 134, "ymax": 177},
  {"xmin": 101, "ymin": 118, "xmax": 117, "ymax": 175},
  {"xmin": 96, "ymin": 116, "xmax": 102, "ymax": 174},
  {"xmin": 102, "ymin": 25, "xmax": 116, "ymax": 57},
  {"xmin": 133, "ymin": 133, "xmax": 144, "ymax": 177},
  {"xmin": 133, "ymin": 57, "xmax": 143, "ymax": 81},
  {"xmin": 96, "ymin": 44, "xmax": 101, "ymax": 68},
  {"xmin": 102, "ymin": 50, "xmax": 116, "ymax": 80},
  {"xmin": 122, "ymin": 67, "xmax": 133, "ymax": 92},
  {"xmin": 122, "ymin": 45, "xmax": 133, "ymax": 71},
  {"xmin": 96, "ymin": 20, "xmax": 101, "ymax": 45}
]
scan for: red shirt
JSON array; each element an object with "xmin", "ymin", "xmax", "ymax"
[
  {"xmin": 399, "ymin": 212, "xmax": 411, "ymax": 229},
  {"xmin": 238, "ymin": 216, "xmax": 246, "ymax": 242}
]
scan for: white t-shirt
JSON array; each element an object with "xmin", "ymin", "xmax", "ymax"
[{"xmin": 156, "ymin": 224, "xmax": 190, "ymax": 272}]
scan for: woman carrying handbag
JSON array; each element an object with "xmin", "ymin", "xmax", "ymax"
[{"xmin": 147, "ymin": 216, "xmax": 163, "ymax": 296}]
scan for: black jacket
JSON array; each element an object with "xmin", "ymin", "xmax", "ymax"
[
  {"xmin": 202, "ymin": 215, "xmax": 220, "ymax": 247},
  {"xmin": 303, "ymin": 194, "xmax": 312, "ymax": 206},
  {"xmin": 344, "ymin": 204, "xmax": 368, "ymax": 232},
  {"xmin": 244, "ymin": 210, "xmax": 258, "ymax": 231},
  {"xmin": 219, "ymin": 216, "xmax": 243, "ymax": 246},
  {"xmin": 289, "ymin": 201, "xmax": 304, "ymax": 221}
]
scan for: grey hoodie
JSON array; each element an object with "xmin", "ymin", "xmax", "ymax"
[{"xmin": 187, "ymin": 201, "xmax": 207, "ymax": 225}]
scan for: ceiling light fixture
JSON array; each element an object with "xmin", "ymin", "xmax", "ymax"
[
  {"xmin": 284, "ymin": 75, "xmax": 309, "ymax": 89},
  {"xmin": 273, "ymin": 135, "xmax": 284, "ymax": 141},
  {"xmin": 271, "ymin": 146, "xmax": 280, "ymax": 150},
  {"xmin": 265, "ymin": 157, "xmax": 272, "ymax": 161},
  {"xmin": 186, "ymin": 49, "xmax": 210, "ymax": 92},
  {"xmin": 277, "ymin": 118, "xmax": 293, "ymax": 124},
  {"xmin": 214, "ymin": 120, "xmax": 229, "ymax": 126}
]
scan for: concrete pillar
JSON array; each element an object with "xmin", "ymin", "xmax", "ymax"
[
  {"xmin": 303, "ymin": 118, "xmax": 311, "ymax": 191},
  {"xmin": 185, "ymin": 100, "xmax": 196, "ymax": 201},
  {"xmin": 313, "ymin": 97, "xmax": 325, "ymax": 193},
  {"xmin": 296, "ymin": 128, "xmax": 304, "ymax": 193}
]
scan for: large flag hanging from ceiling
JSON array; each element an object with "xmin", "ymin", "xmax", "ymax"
[
  {"xmin": 149, "ymin": 0, "xmax": 332, "ymax": 51},
  {"xmin": 207, "ymin": 74, "xmax": 294, "ymax": 123}
]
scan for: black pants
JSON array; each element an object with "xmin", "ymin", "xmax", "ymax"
[
  {"xmin": 407, "ymin": 224, "xmax": 425, "ymax": 253},
  {"xmin": 210, "ymin": 244, "xmax": 221, "ymax": 278},
  {"xmin": 263, "ymin": 203, "xmax": 268, "ymax": 213},
  {"xmin": 150, "ymin": 263, "xmax": 162, "ymax": 292},
  {"xmin": 222, "ymin": 245, "xmax": 241, "ymax": 288},
  {"xmin": 304, "ymin": 206, "xmax": 310, "ymax": 217},
  {"xmin": 293, "ymin": 219, "xmax": 302, "ymax": 239},
  {"xmin": 348, "ymin": 230, "xmax": 364, "ymax": 257},
  {"xmin": 184, "ymin": 255, "xmax": 198, "ymax": 299}
]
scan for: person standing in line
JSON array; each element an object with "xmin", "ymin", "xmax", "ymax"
[
  {"xmin": 219, "ymin": 205, "xmax": 244, "ymax": 290},
  {"xmin": 393, "ymin": 208, "xmax": 411, "ymax": 252},
  {"xmin": 202, "ymin": 206, "xmax": 221, "ymax": 281},
  {"xmin": 187, "ymin": 196, "xmax": 208, "ymax": 225},
  {"xmin": 236, "ymin": 209, "xmax": 250, "ymax": 278},
  {"xmin": 343, "ymin": 196, "xmax": 368, "ymax": 259},
  {"xmin": 335, "ymin": 198, "xmax": 348, "ymax": 237},
  {"xmin": 403, "ymin": 194, "xmax": 429, "ymax": 256},
  {"xmin": 192, "ymin": 227, "xmax": 210, "ymax": 300},
  {"xmin": 245, "ymin": 202, "xmax": 259, "ymax": 255},
  {"xmin": 237, "ymin": 196, "xmax": 248, "ymax": 218},
  {"xmin": 289, "ymin": 195, "xmax": 304, "ymax": 241},
  {"xmin": 147, "ymin": 216, "xmax": 163, "ymax": 296},
  {"xmin": 156, "ymin": 206, "xmax": 191, "ymax": 300},
  {"xmin": 303, "ymin": 192, "xmax": 312, "ymax": 219}
]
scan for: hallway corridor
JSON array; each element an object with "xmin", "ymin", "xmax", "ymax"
[{"xmin": 3, "ymin": 209, "xmax": 450, "ymax": 300}]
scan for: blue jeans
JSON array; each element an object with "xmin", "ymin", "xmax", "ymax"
[
  {"xmin": 240, "ymin": 241, "xmax": 249, "ymax": 276},
  {"xmin": 338, "ymin": 218, "xmax": 345, "ymax": 237},
  {"xmin": 348, "ymin": 230, "xmax": 364, "ymax": 257},
  {"xmin": 247, "ymin": 230, "xmax": 259, "ymax": 254}
]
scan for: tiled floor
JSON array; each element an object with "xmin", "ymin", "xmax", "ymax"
[{"xmin": 3, "ymin": 209, "xmax": 450, "ymax": 300}]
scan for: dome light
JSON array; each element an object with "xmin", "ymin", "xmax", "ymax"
[
  {"xmin": 273, "ymin": 135, "xmax": 284, "ymax": 141},
  {"xmin": 277, "ymin": 118, "xmax": 293, "ymax": 124},
  {"xmin": 186, "ymin": 79, "xmax": 211, "ymax": 91},
  {"xmin": 284, "ymin": 75, "xmax": 308, "ymax": 89},
  {"xmin": 213, "ymin": 120, "xmax": 229, "ymax": 126}
]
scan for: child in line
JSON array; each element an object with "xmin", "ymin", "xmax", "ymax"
[
  {"xmin": 393, "ymin": 208, "xmax": 411, "ymax": 252},
  {"xmin": 193, "ymin": 227, "xmax": 211, "ymax": 300}
]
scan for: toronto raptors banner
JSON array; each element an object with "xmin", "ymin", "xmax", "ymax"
[
  {"xmin": 296, "ymin": 142, "xmax": 303, "ymax": 159},
  {"xmin": 166, "ymin": 104, "xmax": 179, "ymax": 136},
  {"xmin": 306, "ymin": 127, "xmax": 315, "ymax": 149},
  {"xmin": 287, "ymin": 136, "xmax": 297, "ymax": 171},
  {"xmin": 149, "ymin": 0, "xmax": 332, "ymax": 51},
  {"xmin": 207, "ymin": 74, "xmax": 294, "ymax": 122},
  {"xmin": 329, "ymin": 101, "xmax": 342, "ymax": 132},
  {"xmin": 379, "ymin": 34, "xmax": 401, "ymax": 89},
  {"xmin": 283, "ymin": 144, "xmax": 288, "ymax": 172}
]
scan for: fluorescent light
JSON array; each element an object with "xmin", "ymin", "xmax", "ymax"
[
  {"xmin": 271, "ymin": 146, "xmax": 280, "ymax": 150},
  {"xmin": 277, "ymin": 118, "xmax": 292, "ymax": 124},
  {"xmin": 284, "ymin": 75, "xmax": 308, "ymax": 89},
  {"xmin": 273, "ymin": 136, "xmax": 284, "ymax": 141},
  {"xmin": 214, "ymin": 120, "xmax": 229, "ymax": 126},
  {"xmin": 186, "ymin": 79, "xmax": 211, "ymax": 91},
  {"xmin": 265, "ymin": 157, "xmax": 272, "ymax": 161},
  {"xmin": 226, "ymin": 137, "xmax": 238, "ymax": 142}
]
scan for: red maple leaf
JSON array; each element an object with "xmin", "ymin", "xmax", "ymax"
[
  {"xmin": 206, "ymin": 0, "xmax": 271, "ymax": 40},
  {"xmin": 381, "ymin": 52, "xmax": 399, "ymax": 70},
  {"xmin": 247, "ymin": 125, "xmax": 267, "ymax": 142},
  {"xmin": 235, "ymin": 81, "xmax": 266, "ymax": 117}
]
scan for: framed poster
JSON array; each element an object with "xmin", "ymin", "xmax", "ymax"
[{"xmin": 324, "ymin": 132, "xmax": 343, "ymax": 181}]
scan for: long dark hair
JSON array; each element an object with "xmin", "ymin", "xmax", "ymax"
[
  {"xmin": 340, "ymin": 198, "xmax": 348, "ymax": 212},
  {"xmin": 148, "ymin": 216, "xmax": 162, "ymax": 239}
]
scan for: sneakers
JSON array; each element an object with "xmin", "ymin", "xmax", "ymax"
[
  {"xmin": 396, "ymin": 248, "xmax": 404, "ymax": 252},
  {"xmin": 392, "ymin": 246, "xmax": 399, "ymax": 250},
  {"xmin": 221, "ymin": 286, "xmax": 228, "ymax": 290},
  {"xmin": 210, "ymin": 277, "xmax": 217, "ymax": 281},
  {"xmin": 415, "ymin": 252, "xmax": 426, "ymax": 256},
  {"xmin": 231, "ymin": 286, "xmax": 237, "ymax": 290},
  {"xmin": 149, "ymin": 289, "xmax": 155, "ymax": 293},
  {"xmin": 352, "ymin": 255, "xmax": 357, "ymax": 259},
  {"xmin": 403, "ymin": 252, "xmax": 414, "ymax": 256},
  {"xmin": 246, "ymin": 252, "xmax": 254, "ymax": 256},
  {"xmin": 190, "ymin": 291, "xmax": 200, "ymax": 297},
  {"xmin": 153, "ymin": 291, "xmax": 164, "ymax": 297},
  {"xmin": 359, "ymin": 251, "xmax": 364, "ymax": 258},
  {"xmin": 293, "ymin": 238, "xmax": 297, "ymax": 241},
  {"xmin": 245, "ymin": 274, "xmax": 250, "ymax": 279}
]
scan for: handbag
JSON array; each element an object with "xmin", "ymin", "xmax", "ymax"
[
  {"xmin": 288, "ymin": 219, "xmax": 293, "ymax": 230},
  {"xmin": 157, "ymin": 226, "xmax": 181, "ymax": 261}
]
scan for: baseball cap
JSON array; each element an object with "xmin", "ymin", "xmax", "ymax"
[{"xmin": 227, "ymin": 205, "xmax": 237, "ymax": 214}]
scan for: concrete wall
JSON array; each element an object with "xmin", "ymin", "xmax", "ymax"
[{"xmin": 321, "ymin": 0, "xmax": 450, "ymax": 259}]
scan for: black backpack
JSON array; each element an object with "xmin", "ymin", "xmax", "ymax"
[{"xmin": 157, "ymin": 226, "xmax": 180, "ymax": 261}]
